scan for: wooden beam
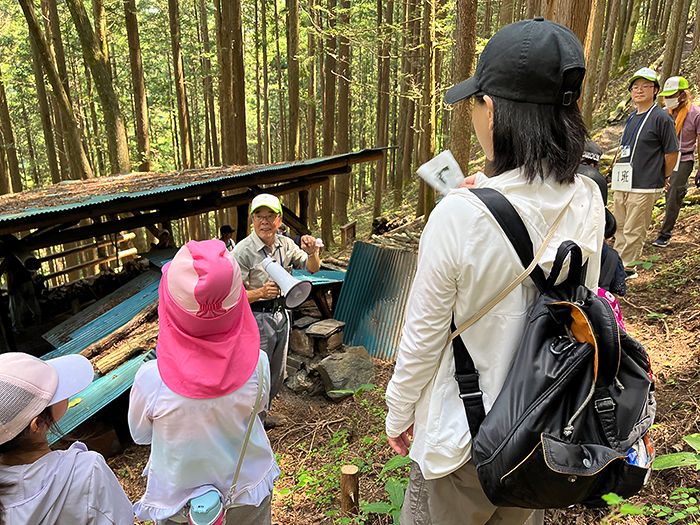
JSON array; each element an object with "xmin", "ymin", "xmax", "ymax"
[
  {"xmin": 43, "ymin": 247, "xmax": 138, "ymax": 279},
  {"xmin": 280, "ymin": 205, "xmax": 311, "ymax": 236}
]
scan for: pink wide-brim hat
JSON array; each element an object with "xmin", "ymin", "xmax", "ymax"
[{"xmin": 156, "ymin": 239, "xmax": 260, "ymax": 399}]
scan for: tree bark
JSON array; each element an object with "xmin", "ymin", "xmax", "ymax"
[
  {"xmin": 618, "ymin": 0, "xmax": 641, "ymax": 70},
  {"xmin": 0, "ymin": 69, "xmax": 22, "ymax": 192},
  {"xmin": 322, "ymin": 0, "xmax": 337, "ymax": 247},
  {"xmin": 168, "ymin": 0, "xmax": 194, "ymax": 169},
  {"xmin": 254, "ymin": 0, "xmax": 263, "ymax": 163},
  {"xmin": 274, "ymin": 0, "xmax": 287, "ymax": 162},
  {"xmin": 19, "ymin": 0, "xmax": 92, "ymax": 180},
  {"xmin": 498, "ymin": 0, "xmax": 514, "ymax": 28},
  {"xmin": 670, "ymin": 0, "xmax": 693, "ymax": 75},
  {"xmin": 124, "ymin": 0, "xmax": 151, "ymax": 172},
  {"xmin": 611, "ymin": 0, "xmax": 629, "ymax": 68},
  {"xmin": 373, "ymin": 0, "xmax": 392, "ymax": 220},
  {"xmin": 307, "ymin": 0, "xmax": 317, "ymax": 162},
  {"xmin": 218, "ymin": 0, "xmax": 235, "ymax": 165},
  {"xmin": 582, "ymin": 0, "xmax": 607, "ymax": 126},
  {"xmin": 596, "ymin": 0, "xmax": 620, "ymax": 103},
  {"xmin": 660, "ymin": 0, "xmax": 673, "ymax": 39},
  {"xmin": 334, "ymin": 0, "xmax": 350, "ymax": 225},
  {"xmin": 199, "ymin": 0, "xmax": 219, "ymax": 166},
  {"xmin": 451, "ymin": 0, "xmax": 478, "ymax": 174},
  {"xmin": 288, "ymin": 0, "xmax": 300, "ymax": 161},
  {"xmin": 232, "ymin": 0, "xmax": 248, "ymax": 164},
  {"xmin": 421, "ymin": 0, "xmax": 436, "ymax": 219},
  {"xmin": 20, "ymin": 98, "xmax": 41, "ymax": 186},
  {"xmin": 662, "ymin": 0, "xmax": 683, "ymax": 81},
  {"xmin": 64, "ymin": 0, "xmax": 128, "ymax": 174},
  {"xmin": 556, "ymin": 0, "xmax": 593, "ymax": 44}
]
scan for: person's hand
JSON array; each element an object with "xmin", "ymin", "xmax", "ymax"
[
  {"xmin": 388, "ymin": 424, "xmax": 414, "ymax": 457},
  {"xmin": 260, "ymin": 281, "xmax": 280, "ymax": 299},
  {"xmin": 458, "ymin": 174, "xmax": 478, "ymax": 189},
  {"xmin": 695, "ymin": 169, "xmax": 700, "ymax": 189},
  {"xmin": 665, "ymin": 177, "xmax": 671, "ymax": 191},
  {"xmin": 300, "ymin": 235, "xmax": 317, "ymax": 255}
]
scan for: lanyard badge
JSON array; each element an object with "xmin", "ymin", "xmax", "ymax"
[{"xmin": 612, "ymin": 106, "xmax": 655, "ymax": 192}]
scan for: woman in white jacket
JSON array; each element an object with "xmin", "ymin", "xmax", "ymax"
[{"xmin": 385, "ymin": 18, "xmax": 605, "ymax": 525}]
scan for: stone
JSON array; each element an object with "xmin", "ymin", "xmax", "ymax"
[
  {"xmin": 316, "ymin": 352, "xmax": 375, "ymax": 401},
  {"xmin": 317, "ymin": 332, "xmax": 344, "ymax": 355},
  {"xmin": 290, "ymin": 329, "xmax": 314, "ymax": 358},
  {"xmin": 285, "ymin": 369, "xmax": 316, "ymax": 393},
  {"xmin": 346, "ymin": 346, "xmax": 371, "ymax": 360},
  {"xmin": 293, "ymin": 315, "xmax": 320, "ymax": 330},
  {"xmin": 305, "ymin": 319, "xmax": 346, "ymax": 338},
  {"xmin": 287, "ymin": 355, "xmax": 304, "ymax": 371}
]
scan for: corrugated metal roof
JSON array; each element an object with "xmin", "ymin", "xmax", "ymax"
[
  {"xmin": 47, "ymin": 350, "xmax": 156, "ymax": 445},
  {"xmin": 333, "ymin": 242, "xmax": 417, "ymax": 361},
  {"xmin": 41, "ymin": 280, "xmax": 159, "ymax": 360},
  {"xmin": 42, "ymin": 270, "xmax": 162, "ymax": 347},
  {"xmin": 0, "ymin": 149, "xmax": 383, "ymax": 225}
]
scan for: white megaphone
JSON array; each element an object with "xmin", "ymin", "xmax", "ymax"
[{"xmin": 262, "ymin": 257, "xmax": 312, "ymax": 309}]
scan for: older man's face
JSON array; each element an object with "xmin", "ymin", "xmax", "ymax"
[{"xmin": 252, "ymin": 206, "xmax": 283, "ymax": 244}]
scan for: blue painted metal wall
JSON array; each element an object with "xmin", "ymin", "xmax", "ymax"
[{"xmin": 334, "ymin": 242, "xmax": 417, "ymax": 361}]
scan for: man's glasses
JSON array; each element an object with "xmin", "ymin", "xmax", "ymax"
[
  {"xmin": 252, "ymin": 214, "xmax": 280, "ymax": 223},
  {"xmin": 631, "ymin": 84, "xmax": 654, "ymax": 92}
]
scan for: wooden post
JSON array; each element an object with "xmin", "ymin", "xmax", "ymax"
[
  {"xmin": 340, "ymin": 464, "xmax": 359, "ymax": 517},
  {"xmin": 236, "ymin": 203, "xmax": 249, "ymax": 243},
  {"xmin": 299, "ymin": 189, "xmax": 309, "ymax": 230}
]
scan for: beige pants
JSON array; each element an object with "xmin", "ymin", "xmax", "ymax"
[
  {"xmin": 613, "ymin": 190, "xmax": 663, "ymax": 268},
  {"xmin": 400, "ymin": 461, "xmax": 544, "ymax": 525}
]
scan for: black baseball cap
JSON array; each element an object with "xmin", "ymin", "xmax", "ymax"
[
  {"xmin": 219, "ymin": 224, "xmax": 235, "ymax": 234},
  {"xmin": 445, "ymin": 18, "xmax": 586, "ymax": 106}
]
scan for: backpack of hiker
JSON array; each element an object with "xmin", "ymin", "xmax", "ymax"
[{"xmin": 451, "ymin": 188, "xmax": 656, "ymax": 509}]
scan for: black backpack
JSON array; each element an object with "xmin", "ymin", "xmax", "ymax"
[{"xmin": 452, "ymin": 188, "xmax": 656, "ymax": 509}]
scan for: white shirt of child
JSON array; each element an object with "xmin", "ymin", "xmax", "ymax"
[
  {"xmin": 0, "ymin": 442, "xmax": 134, "ymax": 524},
  {"xmin": 128, "ymin": 350, "xmax": 279, "ymax": 522}
]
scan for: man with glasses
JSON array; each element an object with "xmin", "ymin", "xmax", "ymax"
[
  {"xmin": 612, "ymin": 68, "xmax": 679, "ymax": 279},
  {"xmin": 233, "ymin": 194, "xmax": 320, "ymax": 406}
]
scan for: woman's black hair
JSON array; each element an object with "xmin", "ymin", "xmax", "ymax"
[
  {"xmin": 604, "ymin": 209, "xmax": 617, "ymax": 240},
  {"xmin": 476, "ymin": 70, "xmax": 587, "ymax": 185},
  {"xmin": 0, "ymin": 407, "xmax": 58, "ymax": 525}
]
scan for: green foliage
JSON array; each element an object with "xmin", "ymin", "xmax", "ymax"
[
  {"xmin": 329, "ymin": 383, "xmax": 376, "ymax": 400},
  {"xmin": 629, "ymin": 255, "xmax": 661, "ymax": 270},
  {"xmin": 360, "ymin": 453, "xmax": 411, "ymax": 524},
  {"xmin": 647, "ymin": 488, "xmax": 700, "ymax": 524},
  {"xmin": 653, "ymin": 434, "xmax": 700, "ymax": 471}
]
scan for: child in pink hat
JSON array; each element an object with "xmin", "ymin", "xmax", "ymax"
[{"xmin": 129, "ymin": 240, "xmax": 279, "ymax": 525}]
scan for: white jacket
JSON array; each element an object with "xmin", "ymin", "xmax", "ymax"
[
  {"xmin": 385, "ymin": 168, "xmax": 605, "ymax": 480},
  {"xmin": 0, "ymin": 442, "xmax": 134, "ymax": 524}
]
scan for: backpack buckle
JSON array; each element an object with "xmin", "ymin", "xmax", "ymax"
[
  {"xmin": 595, "ymin": 397, "xmax": 616, "ymax": 413},
  {"xmin": 459, "ymin": 391, "xmax": 483, "ymax": 400}
]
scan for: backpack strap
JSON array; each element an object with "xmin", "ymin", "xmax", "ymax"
[
  {"xmin": 545, "ymin": 240, "xmax": 583, "ymax": 289},
  {"xmin": 471, "ymin": 188, "xmax": 548, "ymax": 293},
  {"xmin": 450, "ymin": 188, "xmax": 571, "ymax": 437}
]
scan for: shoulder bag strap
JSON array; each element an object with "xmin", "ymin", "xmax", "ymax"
[
  {"xmin": 224, "ymin": 357, "xmax": 265, "ymax": 509},
  {"xmin": 450, "ymin": 188, "xmax": 573, "ymax": 438}
]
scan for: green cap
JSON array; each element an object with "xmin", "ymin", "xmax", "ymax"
[
  {"xmin": 628, "ymin": 67, "xmax": 658, "ymax": 85},
  {"xmin": 659, "ymin": 76, "xmax": 689, "ymax": 97},
  {"xmin": 251, "ymin": 193, "xmax": 282, "ymax": 215}
]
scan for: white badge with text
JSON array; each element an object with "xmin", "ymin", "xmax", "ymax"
[
  {"xmin": 612, "ymin": 162, "xmax": 633, "ymax": 191},
  {"xmin": 620, "ymin": 145, "xmax": 631, "ymax": 159}
]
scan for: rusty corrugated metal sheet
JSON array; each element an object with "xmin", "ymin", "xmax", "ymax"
[
  {"xmin": 42, "ymin": 270, "xmax": 162, "ymax": 347},
  {"xmin": 333, "ymin": 242, "xmax": 417, "ymax": 362}
]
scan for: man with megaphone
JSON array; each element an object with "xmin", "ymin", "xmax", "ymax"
[{"xmin": 232, "ymin": 194, "xmax": 320, "ymax": 408}]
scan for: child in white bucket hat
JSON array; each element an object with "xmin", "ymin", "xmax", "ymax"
[
  {"xmin": 0, "ymin": 353, "xmax": 133, "ymax": 524},
  {"xmin": 128, "ymin": 239, "xmax": 278, "ymax": 525}
]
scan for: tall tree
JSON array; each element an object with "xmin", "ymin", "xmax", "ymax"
[
  {"xmin": 65, "ymin": 0, "xmax": 129, "ymax": 174},
  {"xmin": 218, "ymin": 0, "xmax": 235, "ymax": 164},
  {"xmin": 168, "ymin": 0, "xmax": 194, "ymax": 169},
  {"xmin": 582, "ymin": 0, "xmax": 607, "ymax": 126},
  {"xmin": 199, "ymin": 0, "xmax": 220, "ymax": 166},
  {"xmin": 557, "ymin": 0, "xmax": 593, "ymax": 44},
  {"xmin": 671, "ymin": 0, "xmax": 694, "ymax": 74},
  {"xmin": 0, "ymin": 69, "xmax": 22, "ymax": 192},
  {"xmin": 451, "ymin": 0, "xmax": 478, "ymax": 174},
  {"xmin": 307, "ymin": 0, "xmax": 319, "ymax": 225},
  {"xmin": 273, "ymin": 0, "xmax": 287, "ymax": 161},
  {"xmin": 498, "ymin": 0, "xmax": 514, "ymax": 28},
  {"xmin": 321, "ymin": 0, "xmax": 337, "ymax": 247},
  {"xmin": 661, "ymin": 0, "xmax": 684, "ymax": 82},
  {"xmin": 334, "ymin": 0, "xmax": 350, "ymax": 225},
  {"xmin": 232, "ymin": 0, "xmax": 248, "ymax": 164},
  {"xmin": 618, "ymin": 0, "xmax": 641, "ymax": 70},
  {"xmin": 421, "ymin": 0, "xmax": 436, "ymax": 219},
  {"xmin": 373, "ymin": 0, "xmax": 392, "ymax": 219},
  {"xmin": 254, "ymin": 0, "xmax": 263, "ymax": 163},
  {"xmin": 596, "ymin": 0, "xmax": 620, "ymax": 103},
  {"xmin": 288, "ymin": 0, "xmax": 300, "ymax": 161},
  {"xmin": 18, "ymin": 0, "xmax": 93, "ymax": 179},
  {"xmin": 0, "ymin": 138, "xmax": 8, "ymax": 194},
  {"xmin": 124, "ymin": 0, "xmax": 151, "ymax": 172},
  {"xmin": 262, "ymin": 0, "xmax": 271, "ymax": 163}
]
